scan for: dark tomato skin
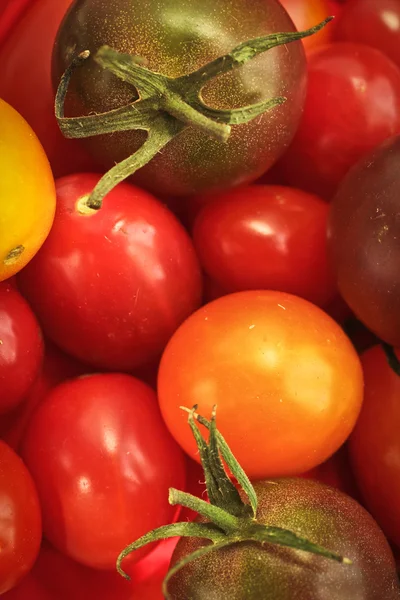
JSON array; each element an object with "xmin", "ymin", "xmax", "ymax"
[
  {"xmin": 328, "ymin": 135, "xmax": 400, "ymax": 346},
  {"xmin": 17, "ymin": 173, "xmax": 202, "ymax": 372},
  {"xmin": 350, "ymin": 345, "xmax": 400, "ymax": 548},
  {"xmin": 334, "ymin": 0, "xmax": 400, "ymax": 69},
  {"xmin": 21, "ymin": 373, "xmax": 186, "ymax": 570},
  {"xmin": 192, "ymin": 185, "xmax": 337, "ymax": 308},
  {"xmin": 0, "ymin": 281, "xmax": 43, "ymax": 414},
  {"xmin": 52, "ymin": 0, "xmax": 307, "ymax": 197},
  {"xmin": 0, "ymin": 0, "xmax": 96, "ymax": 177},
  {"xmin": 169, "ymin": 478, "xmax": 400, "ymax": 600},
  {"xmin": 0, "ymin": 440, "xmax": 42, "ymax": 595},
  {"xmin": 0, "ymin": 340, "xmax": 90, "ymax": 452},
  {"xmin": 277, "ymin": 42, "xmax": 400, "ymax": 199}
]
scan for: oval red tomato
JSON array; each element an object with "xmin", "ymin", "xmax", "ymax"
[
  {"xmin": 158, "ymin": 290, "xmax": 364, "ymax": 480},
  {"xmin": 21, "ymin": 373, "xmax": 186, "ymax": 570},
  {"xmin": 18, "ymin": 173, "xmax": 202, "ymax": 372}
]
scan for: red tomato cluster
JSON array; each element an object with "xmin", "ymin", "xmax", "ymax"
[{"xmin": 0, "ymin": 0, "xmax": 400, "ymax": 598}]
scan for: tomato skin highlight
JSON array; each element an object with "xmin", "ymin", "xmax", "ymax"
[
  {"xmin": 52, "ymin": 0, "xmax": 307, "ymax": 197},
  {"xmin": 158, "ymin": 290, "xmax": 364, "ymax": 480},
  {"xmin": 192, "ymin": 185, "xmax": 337, "ymax": 308},
  {"xmin": 279, "ymin": 0, "xmax": 332, "ymax": 53},
  {"xmin": 21, "ymin": 373, "xmax": 186, "ymax": 570},
  {"xmin": 0, "ymin": 440, "xmax": 42, "ymax": 595},
  {"xmin": 0, "ymin": 98, "xmax": 56, "ymax": 281},
  {"xmin": 17, "ymin": 173, "xmax": 202, "ymax": 372},
  {"xmin": 277, "ymin": 42, "xmax": 400, "ymax": 199},
  {"xmin": 350, "ymin": 345, "xmax": 400, "ymax": 549},
  {"xmin": 0, "ymin": 282, "xmax": 43, "ymax": 415},
  {"xmin": 169, "ymin": 478, "xmax": 400, "ymax": 600}
]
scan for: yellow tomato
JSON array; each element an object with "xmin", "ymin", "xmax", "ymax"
[{"xmin": 0, "ymin": 98, "xmax": 56, "ymax": 281}]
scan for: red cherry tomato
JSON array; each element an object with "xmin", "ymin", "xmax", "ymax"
[
  {"xmin": 0, "ymin": 340, "xmax": 90, "ymax": 452},
  {"xmin": 334, "ymin": 0, "xmax": 400, "ymax": 69},
  {"xmin": 158, "ymin": 290, "xmax": 364, "ymax": 480},
  {"xmin": 21, "ymin": 373, "xmax": 186, "ymax": 570},
  {"xmin": 279, "ymin": 0, "xmax": 332, "ymax": 53},
  {"xmin": 0, "ymin": 0, "xmax": 96, "ymax": 177},
  {"xmin": 277, "ymin": 42, "xmax": 400, "ymax": 199},
  {"xmin": 0, "ymin": 281, "xmax": 43, "ymax": 414},
  {"xmin": 18, "ymin": 174, "xmax": 202, "ymax": 372},
  {"xmin": 192, "ymin": 185, "xmax": 337, "ymax": 308},
  {"xmin": 350, "ymin": 345, "xmax": 400, "ymax": 548},
  {"xmin": 0, "ymin": 440, "xmax": 41, "ymax": 595}
]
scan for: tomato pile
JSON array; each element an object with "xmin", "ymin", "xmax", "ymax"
[{"xmin": 1, "ymin": 0, "xmax": 400, "ymax": 598}]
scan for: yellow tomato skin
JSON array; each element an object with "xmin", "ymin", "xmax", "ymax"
[{"xmin": 0, "ymin": 98, "xmax": 56, "ymax": 281}]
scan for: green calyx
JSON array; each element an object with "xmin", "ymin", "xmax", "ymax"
[
  {"xmin": 55, "ymin": 17, "xmax": 333, "ymax": 210},
  {"xmin": 116, "ymin": 405, "xmax": 351, "ymax": 599}
]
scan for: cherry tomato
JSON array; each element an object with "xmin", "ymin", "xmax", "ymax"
[
  {"xmin": 328, "ymin": 135, "xmax": 400, "ymax": 346},
  {"xmin": 0, "ymin": 0, "xmax": 35, "ymax": 47},
  {"xmin": 350, "ymin": 345, "xmax": 400, "ymax": 548},
  {"xmin": 334, "ymin": 0, "xmax": 400, "ymax": 69},
  {"xmin": 277, "ymin": 42, "xmax": 400, "ymax": 199},
  {"xmin": 21, "ymin": 373, "xmax": 186, "ymax": 570},
  {"xmin": 279, "ymin": 0, "xmax": 332, "ymax": 53},
  {"xmin": 52, "ymin": 0, "xmax": 307, "ymax": 197},
  {"xmin": 0, "ymin": 440, "xmax": 42, "ymax": 595},
  {"xmin": 0, "ymin": 282, "xmax": 43, "ymax": 414},
  {"xmin": 192, "ymin": 185, "xmax": 337, "ymax": 308},
  {"xmin": 0, "ymin": 98, "xmax": 56, "ymax": 281},
  {"xmin": 0, "ymin": 0, "xmax": 96, "ymax": 177},
  {"xmin": 158, "ymin": 290, "xmax": 364, "ymax": 480},
  {"xmin": 17, "ymin": 173, "xmax": 202, "ymax": 372}
]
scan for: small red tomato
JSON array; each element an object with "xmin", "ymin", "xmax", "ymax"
[
  {"xmin": 18, "ymin": 173, "xmax": 202, "ymax": 372},
  {"xmin": 0, "ymin": 440, "xmax": 42, "ymax": 595},
  {"xmin": 277, "ymin": 42, "xmax": 400, "ymax": 199},
  {"xmin": 0, "ymin": 281, "xmax": 43, "ymax": 414},
  {"xmin": 350, "ymin": 344, "xmax": 400, "ymax": 548},
  {"xmin": 21, "ymin": 373, "xmax": 186, "ymax": 570},
  {"xmin": 192, "ymin": 185, "xmax": 337, "ymax": 308}
]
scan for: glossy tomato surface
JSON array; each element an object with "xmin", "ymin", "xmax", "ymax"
[
  {"xmin": 279, "ymin": 0, "xmax": 332, "ymax": 52},
  {"xmin": 0, "ymin": 98, "xmax": 56, "ymax": 281},
  {"xmin": 278, "ymin": 42, "xmax": 400, "ymax": 199},
  {"xmin": 52, "ymin": 0, "xmax": 307, "ymax": 196},
  {"xmin": 192, "ymin": 185, "xmax": 337, "ymax": 308},
  {"xmin": 328, "ymin": 135, "xmax": 400, "ymax": 346},
  {"xmin": 0, "ymin": 0, "xmax": 96, "ymax": 177},
  {"xmin": 158, "ymin": 290, "xmax": 364, "ymax": 480},
  {"xmin": 0, "ymin": 441, "xmax": 42, "ymax": 595},
  {"xmin": 21, "ymin": 373, "xmax": 186, "ymax": 570},
  {"xmin": 334, "ymin": 0, "xmax": 400, "ymax": 69},
  {"xmin": 350, "ymin": 345, "xmax": 400, "ymax": 548},
  {"xmin": 18, "ymin": 173, "xmax": 202, "ymax": 371},
  {"xmin": 0, "ymin": 281, "xmax": 43, "ymax": 414}
]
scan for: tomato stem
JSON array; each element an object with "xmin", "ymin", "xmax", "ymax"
[{"xmin": 55, "ymin": 17, "xmax": 333, "ymax": 209}]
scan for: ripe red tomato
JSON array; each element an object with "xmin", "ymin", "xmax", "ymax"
[
  {"xmin": 349, "ymin": 345, "xmax": 400, "ymax": 548},
  {"xmin": 0, "ymin": 440, "xmax": 42, "ymax": 595},
  {"xmin": 0, "ymin": 0, "xmax": 96, "ymax": 177},
  {"xmin": 0, "ymin": 281, "xmax": 43, "ymax": 414},
  {"xmin": 277, "ymin": 42, "xmax": 400, "ymax": 199},
  {"xmin": 334, "ymin": 0, "xmax": 400, "ymax": 69},
  {"xmin": 158, "ymin": 290, "xmax": 364, "ymax": 480},
  {"xmin": 17, "ymin": 173, "xmax": 202, "ymax": 372},
  {"xmin": 21, "ymin": 373, "xmax": 186, "ymax": 570},
  {"xmin": 279, "ymin": 0, "xmax": 332, "ymax": 53},
  {"xmin": 192, "ymin": 185, "xmax": 337, "ymax": 308}
]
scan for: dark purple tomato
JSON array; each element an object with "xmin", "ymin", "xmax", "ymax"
[
  {"xmin": 0, "ymin": 281, "xmax": 43, "ymax": 415},
  {"xmin": 328, "ymin": 134, "xmax": 400, "ymax": 346},
  {"xmin": 277, "ymin": 42, "xmax": 400, "ymax": 199},
  {"xmin": 168, "ymin": 478, "xmax": 400, "ymax": 600},
  {"xmin": 51, "ymin": 0, "xmax": 307, "ymax": 197},
  {"xmin": 334, "ymin": 0, "xmax": 400, "ymax": 69}
]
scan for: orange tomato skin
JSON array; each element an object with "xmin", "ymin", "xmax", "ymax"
[
  {"xmin": 280, "ymin": 0, "xmax": 332, "ymax": 53},
  {"xmin": 158, "ymin": 291, "xmax": 364, "ymax": 480},
  {"xmin": 0, "ymin": 98, "xmax": 55, "ymax": 281}
]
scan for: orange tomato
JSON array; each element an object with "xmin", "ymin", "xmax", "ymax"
[
  {"xmin": 0, "ymin": 98, "xmax": 55, "ymax": 281},
  {"xmin": 280, "ymin": 0, "xmax": 332, "ymax": 53},
  {"xmin": 158, "ymin": 291, "xmax": 364, "ymax": 480}
]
